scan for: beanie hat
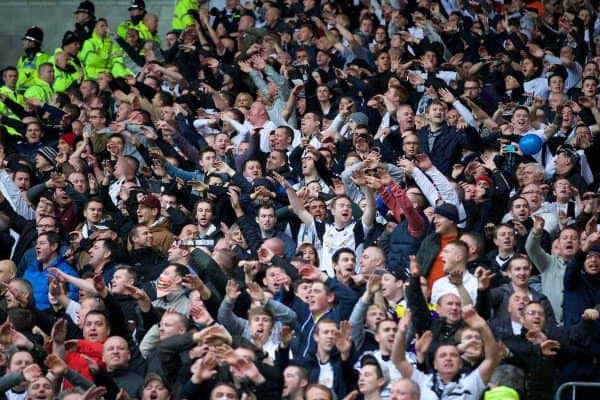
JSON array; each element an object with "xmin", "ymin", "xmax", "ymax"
[
  {"xmin": 59, "ymin": 132, "xmax": 77, "ymax": 148},
  {"xmin": 350, "ymin": 112, "xmax": 369, "ymax": 126},
  {"xmin": 138, "ymin": 194, "xmax": 161, "ymax": 210},
  {"xmin": 433, "ymin": 202, "xmax": 459, "ymax": 224},
  {"xmin": 475, "ymin": 175, "xmax": 494, "ymax": 187},
  {"xmin": 36, "ymin": 146, "xmax": 57, "ymax": 166}
]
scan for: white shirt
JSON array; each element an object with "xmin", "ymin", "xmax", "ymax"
[
  {"xmin": 318, "ymin": 360, "xmax": 335, "ymax": 389},
  {"xmin": 511, "ymin": 320, "xmax": 523, "ymax": 335},
  {"xmin": 524, "ymin": 77, "xmax": 549, "ymax": 101},
  {"xmin": 431, "ymin": 271, "xmax": 478, "ymax": 305},
  {"xmin": 411, "ymin": 367, "xmax": 486, "ymax": 400}
]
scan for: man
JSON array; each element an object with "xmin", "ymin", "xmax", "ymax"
[
  {"xmin": 304, "ymin": 384, "xmax": 334, "ymax": 400},
  {"xmin": 355, "ymin": 319, "xmax": 401, "ymax": 398},
  {"xmin": 0, "ymin": 67, "xmax": 25, "ymax": 136},
  {"xmin": 83, "ymin": 239, "xmax": 119, "ymax": 284},
  {"xmin": 331, "ymin": 248, "xmax": 356, "ymax": 289},
  {"xmin": 219, "ymin": 279, "xmax": 296, "ymax": 360},
  {"xmin": 78, "ymin": 197, "xmax": 105, "ymax": 239},
  {"xmin": 117, "ymin": 0, "xmax": 147, "ymax": 39},
  {"xmin": 431, "ymin": 240, "xmax": 478, "ymax": 305},
  {"xmin": 501, "ymin": 301, "xmax": 599, "ymax": 400},
  {"xmin": 391, "ymin": 306, "xmax": 500, "ymax": 400},
  {"xmin": 4, "ymin": 350, "xmax": 35, "ymax": 398},
  {"xmin": 140, "ymin": 311, "xmax": 189, "ymax": 358},
  {"xmin": 477, "ymin": 255, "xmax": 556, "ymax": 327},
  {"xmin": 356, "ymin": 356, "xmax": 388, "ymax": 400},
  {"xmin": 17, "ymin": 26, "xmax": 49, "ymax": 94},
  {"xmin": 127, "ymin": 224, "xmax": 166, "ymax": 284},
  {"xmin": 171, "ymin": 0, "xmax": 198, "ymax": 31},
  {"xmin": 489, "ymin": 291, "xmax": 531, "ymax": 337},
  {"xmin": 563, "ymin": 234, "xmax": 600, "ymax": 327},
  {"xmin": 416, "ymin": 100, "xmax": 469, "ymax": 175},
  {"xmin": 24, "ymin": 63, "xmax": 54, "ymax": 103},
  {"xmin": 33, "ymin": 146, "xmax": 57, "ymax": 183},
  {"xmin": 389, "ymin": 378, "xmax": 420, "ymax": 400},
  {"xmin": 255, "ymin": 204, "xmax": 296, "ymax": 258},
  {"xmin": 136, "ymin": 194, "xmax": 174, "ymax": 255},
  {"xmin": 164, "ymin": 147, "xmax": 218, "ymax": 184},
  {"xmin": 417, "ymin": 203, "xmax": 460, "ymax": 292},
  {"xmin": 23, "ymin": 231, "xmax": 78, "ymax": 310},
  {"xmin": 282, "ymin": 365, "xmax": 308, "ymax": 400},
  {"xmin": 152, "ymin": 263, "xmax": 190, "ymax": 314},
  {"xmin": 52, "ymin": 310, "xmax": 112, "ymax": 383},
  {"xmin": 102, "ymin": 336, "xmax": 144, "ymax": 398},
  {"xmin": 247, "ymin": 101, "xmax": 277, "ymax": 154},
  {"xmin": 80, "ymin": 18, "xmax": 121, "ymax": 79},
  {"xmin": 289, "ymin": 266, "xmax": 358, "ymax": 359},
  {"xmin": 0, "ymin": 260, "xmax": 16, "ymax": 313},
  {"xmin": 0, "ymin": 150, "xmax": 34, "ymax": 219},
  {"xmin": 526, "ymin": 216, "xmax": 579, "ymax": 323},
  {"xmin": 109, "ymin": 265, "xmax": 143, "ymax": 331},
  {"xmin": 298, "ymin": 318, "xmax": 355, "ymax": 399},
  {"xmin": 52, "ymin": 49, "xmax": 80, "ymax": 93},
  {"xmin": 276, "ymin": 172, "xmax": 375, "ymax": 278},
  {"xmin": 359, "ymin": 246, "xmax": 386, "ymax": 275},
  {"xmin": 486, "ymin": 224, "xmax": 517, "ymax": 276},
  {"xmin": 74, "ymin": 0, "xmax": 96, "ymax": 40}
]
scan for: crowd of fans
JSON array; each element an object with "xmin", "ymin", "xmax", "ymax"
[{"xmin": 2, "ymin": 0, "xmax": 600, "ymax": 398}]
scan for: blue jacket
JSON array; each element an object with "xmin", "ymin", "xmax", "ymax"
[
  {"xmin": 417, "ymin": 123, "xmax": 475, "ymax": 176},
  {"xmin": 387, "ymin": 213, "xmax": 429, "ymax": 273},
  {"xmin": 290, "ymin": 278, "xmax": 358, "ymax": 359},
  {"xmin": 23, "ymin": 256, "xmax": 79, "ymax": 310},
  {"xmin": 298, "ymin": 348, "xmax": 357, "ymax": 399},
  {"xmin": 564, "ymin": 250, "xmax": 600, "ymax": 327}
]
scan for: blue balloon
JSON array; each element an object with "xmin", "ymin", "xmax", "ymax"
[{"xmin": 519, "ymin": 134, "xmax": 543, "ymax": 156}]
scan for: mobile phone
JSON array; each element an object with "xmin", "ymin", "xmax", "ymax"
[{"xmin": 504, "ymin": 144, "xmax": 516, "ymax": 153}]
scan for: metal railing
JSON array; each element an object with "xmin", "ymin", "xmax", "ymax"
[{"xmin": 555, "ymin": 381, "xmax": 600, "ymax": 400}]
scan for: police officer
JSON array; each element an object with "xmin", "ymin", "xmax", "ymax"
[
  {"xmin": 74, "ymin": 0, "xmax": 96, "ymax": 41},
  {"xmin": 24, "ymin": 63, "xmax": 54, "ymax": 104},
  {"xmin": 0, "ymin": 67, "xmax": 24, "ymax": 137},
  {"xmin": 117, "ymin": 0, "xmax": 147, "ymax": 39},
  {"xmin": 16, "ymin": 26, "xmax": 49, "ymax": 94},
  {"xmin": 172, "ymin": 0, "xmax": 199, "ymax": 32}
]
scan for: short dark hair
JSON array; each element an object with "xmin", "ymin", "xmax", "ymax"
[
  {"xmin": 167, "ymin": 262, "xmax": 189, "ymax": 278},
  {"xmin": 38, "ymin": 231, "xmax": 61, "ymax": 248},
  {"xmin": 332, "ymin": 247, "xmax": 355, "ymax": 264}
]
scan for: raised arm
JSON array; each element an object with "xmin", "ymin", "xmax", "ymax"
[
  {"xmin": 273, "ymin": 172, "xmax": 314, "ymax": 227},
  {"xmin": 462, "ymin": 305, "xmax": 500, "ymax": 384},
  {"xmin": 525, "ymin": 215, "xmax": 552, "ymax": 272},
  {"xmin": 390, "ymin": 310, "xmax": 414, "ymax": 378}
]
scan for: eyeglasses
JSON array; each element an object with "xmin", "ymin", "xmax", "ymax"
[{"xmin": 524, "ymin": 310, "xmax": 544, "ymax": 317}]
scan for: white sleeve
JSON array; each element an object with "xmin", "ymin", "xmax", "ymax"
[
  {"xmin": 408, "ymin": 167, "xmax": 439, "ymax": 207},
  {"xmin": 0, "ymin": 170, "xmax": 34, "ymax": 219},
  {"xmin": 451, "ymin": 100, "xmax": 478, "ymax": 128},
  {"xmin": 425, "ymin": 167, "xmax": 467, "ymax": 225},
  {"xmin": 463, "ymin": 369, "xmax": 487, "ymax": 400}
]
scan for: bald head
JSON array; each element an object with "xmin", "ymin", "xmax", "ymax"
[
  {"xmin": 262, "ymin": 238, "xmax": 285, "ymax": 256},
  {"xmin": 0, "ymin": 260, "xmax": 16, "ymax": 284},
  {"xmin": 102, "ymin": 336, "xmax": 131, "ymax": 371},
  {"xmin": 360, "ymin": 246, "xmax": 386, "ymax": 274}
]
